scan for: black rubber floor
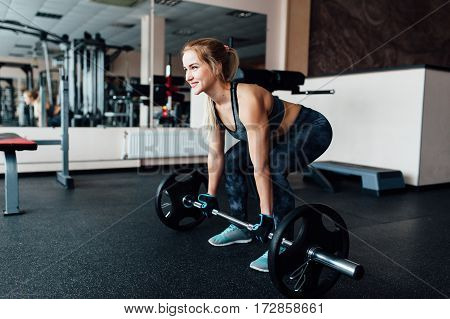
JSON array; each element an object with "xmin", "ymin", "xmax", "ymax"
[{"xmin": 0, "ymin": 168, "xmax": 448, "ymax": 299}]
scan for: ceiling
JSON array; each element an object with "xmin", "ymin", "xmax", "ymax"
[{"xmin": 0, "ymin": 0, "xmax": 266, "ymax": 60}]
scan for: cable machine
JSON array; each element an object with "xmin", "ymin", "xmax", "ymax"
[{"xmin": 0, "ymin": 19, "xmax": 73, "ymax": 188}]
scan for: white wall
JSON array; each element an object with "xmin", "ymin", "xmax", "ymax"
[
  {"xmin": 0, "ymin": 127, "xmax": 209, "ymax": 173},
  {"xmin": 186, "ymin": 0, "xmax": 288, "ymax": 70},
  {"xmin": 0, "ymin": 127, "xmax": 139, "ymax": 173},
  {"xmin": 0, "ymin": 56, "xmax": 46, "ymax": 89},
  {"xmin": 140, "ymin": 15, "xmax": 166, "ymax": 84},
  {"xmin": 109, "ymin": 50, "xmax": 142, "ymax": 78},
  {"xmin": 274, "ymin": 68, "xmax": 428, "ymax": 186},
  {"xmin": 419, "ymin": 68, "xmax": 450, "ymax": 185}
]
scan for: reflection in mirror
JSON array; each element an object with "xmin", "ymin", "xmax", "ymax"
[
  {"xmin": 0, "ymin": 0, "xmax": 265, "ymax": 128},
  {"xmin": 154, "ymin": 1, "xmax": 266, "ymax": 128}
]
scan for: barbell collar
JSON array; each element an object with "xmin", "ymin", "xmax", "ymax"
[
  {"xmin": 268, "ymin": 233, "xmax": 293, "ymax": 247},
  {"xmin": 307, "ymin": 247, "xmax": 365, "ymax": 280}
]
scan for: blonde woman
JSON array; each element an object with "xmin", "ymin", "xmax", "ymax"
[
  {"xmin": 182, "ymin": 38, "xmax": 332, "ymax": 272},
  {"xmin": 23, "ymin": 90, "xmax": 42, "ymax": 127}
]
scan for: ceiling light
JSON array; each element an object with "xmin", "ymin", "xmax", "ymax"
[
  {"xmin": 155, "ymin": 0, "xmax": 182, "ymax": 6},
  {"xmin": 36, "ymin": 11, "xmax": 63, "ymax": 20},
  {"xmin": 173, "ymin": 28, "xmax": 196, "ymax": 36},
  {"xmin": 111, "ymin": 22, "xmax": 136, "ymax": 29},
  {"xmin": 227, "ymin": 10, "xmax": 255, "ymax": 18},
  {"xmin": 14, "ymin": 44, "xmax": 33, "ymax": 49},
  {"xmin": 90, "ymin": 0, "xmax": 141, "ymax": 7}
]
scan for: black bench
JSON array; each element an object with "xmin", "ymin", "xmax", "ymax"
[
  {"xmin": 308, "ymin": 161, "xmax": 405, "ymax": 196},
  {"xmin": 0, "ymin": 133, "xmax": 38, "ymax": 215}
]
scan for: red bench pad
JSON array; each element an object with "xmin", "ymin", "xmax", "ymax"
[{"xmin": 0, "ymin": 133, "xmax": 38, "ymax": 151}]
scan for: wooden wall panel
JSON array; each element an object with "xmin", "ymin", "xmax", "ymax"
[
  {"xmin": 308, "ymin": 0, "xmax": 450, "ymax": 76},
  {"xmin": 286, "ymin": 0, "xmax": 311, "ymax": 75}
]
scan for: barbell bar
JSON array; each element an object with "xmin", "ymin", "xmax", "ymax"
[{"xmin": 182, "ymin": 195, "xmax": 363, "ymax": 281}]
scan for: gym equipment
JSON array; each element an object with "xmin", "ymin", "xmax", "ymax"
[
  {"xmin": 269, "ymin": 204, "xmax": 358, "ymax": 298},
  {"xmin": 155, "ymin": 169, "xmax": 364, "ymax": 298},
  {"xmin": 0, "ymin": 63, "xmax": 34, "ymax": 126},
  {"xmin": 155, "ymin": 169, "xmax": 207, "ymax": 230},
  {"xmin": 0, "ymin": 78, "xmax": 16, "ymax": 125},
  {"xmin": 0, "ymin": 133, "xmax": 38, "ymax": 215},
  {"xmin": 68, "ymin": 32, "xmax": 106, "ymax": 126},
  {"xmin": 68, "ymin": 32, "xmax": 135, "ymax": 127},
  {"xmin": 105, "ymin": 95, "xmax": 135, "ymax": 127},
  {"xmin": 0, "ymin": 62, "xmax": 33, "ymax": 91},
  {"xmin": 235, "ymin": 69, "xmax": 334, "ymax": 95},
  {"xmin": 0, "ymin": 20, "xmax": 74, "ymax": 188},
  {"xmin": 308, "ymin": 161, "xmax": 405, "ymax": 196}
]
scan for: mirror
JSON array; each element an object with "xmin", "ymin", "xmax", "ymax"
[{"xmin": 0, "ymin": 0, "xmax": 266, "ymax": 128}]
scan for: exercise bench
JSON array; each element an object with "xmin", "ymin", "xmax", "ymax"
[
  {"xmin": 308, "ymin": 161, "xmax": 405, "ymax": 196},
  {"xmin": 0, "ymin": 133, "xmax": 38, "ymax": 215}
]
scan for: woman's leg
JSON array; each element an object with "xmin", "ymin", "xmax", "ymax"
[
  {"xmin": 292, "ymin": 108, "xmax": 333, "ymax": 173},
  {"xmin": 270, "ymin": 107, "xmax": 333, "ymax": 226},
  {"xmin": 224, "ymin": 140, "xmax": 251, "ymax": 220},
  {"xmin": 269, "ymin": 141, "xmax": 296, "ymax": 227},
  {"xmin": 208, "ymin": 141, "xmax": 253, "ymax": 247}
]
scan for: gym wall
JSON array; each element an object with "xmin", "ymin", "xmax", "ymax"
[
  {"xmin": 108, "ymin": 51, "xmax": 142, "ymax": 78},
  {"xmin": 0, "ymin": 56, "xmax": 46, "ymax": 86},
  {"xmin": 285, "ymin": 0, "xmax": 311, "ymax": 75},
  {"xmin": 308, "ymin": 0, "xmax": 450, "ymax": 76}
]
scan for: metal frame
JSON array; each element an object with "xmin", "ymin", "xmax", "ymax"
[{"xmin": 3, "ymin": 150, "xmax": 22, "ymax": 215}]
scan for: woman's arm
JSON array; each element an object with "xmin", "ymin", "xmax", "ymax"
[
  {"xmin": 207, "ymin": 126, "xmax": 225, "ymax": 195},
  {"xmin": 240, "ymin": 92, "xmax": 273, "ymax": 216}
]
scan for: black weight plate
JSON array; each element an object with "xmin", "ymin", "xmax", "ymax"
[
  {"xmin": 269, "ymin": 204, "xmax": 349, "ymax": 298},
  {"xmin": 155, "ymin": 168, "xmax": 208, "ymax": 231}
]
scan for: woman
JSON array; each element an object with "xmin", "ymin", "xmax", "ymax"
[
  {"xmin": 22, "ymin": 90, "xmax": 41, "ymax": 126},
  {"xmin": 182, "ymin": 38, "xmax": 332, "ymax": 272}
]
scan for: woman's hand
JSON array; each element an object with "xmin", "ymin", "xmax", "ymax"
[
  {"xmin": 251, "ymin": 213, "xmax": 274, "ymax": 243},
  {"xmin": 197, "ymin": 193, "xmax": 219, "ymax": 217}
]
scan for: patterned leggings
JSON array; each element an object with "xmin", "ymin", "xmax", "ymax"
[{"xmin": 224, "ymin": 106, "xmax": 333, "ymax": 226}]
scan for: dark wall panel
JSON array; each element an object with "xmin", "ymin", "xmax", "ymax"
[{"xmin": 308, "ymin": 0, "xmax": 450, "ymax": 76}]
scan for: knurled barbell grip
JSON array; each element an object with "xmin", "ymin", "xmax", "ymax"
[
  {"xmin": 212, "ymin": 209, "xmax": 254, "ymax": 230},
  {"xmin": 187, "ymin": 196, "xmax": 254, "ymax": 230},
  {"xmin": 186, "ymin": 195, "xmax": 287, "ymax": 236}
]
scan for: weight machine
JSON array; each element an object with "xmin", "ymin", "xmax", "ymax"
[
  {"xmin": 0, "ymin": 19, "xmax": 73, "ymax": 188},
  {"xmin": 68, "ymin": 32, "xmax": 134, "ymax": 127}
]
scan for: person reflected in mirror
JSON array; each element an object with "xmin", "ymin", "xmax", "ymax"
[{"xmin": 22, "ymin": 90, "xmax": 40, "ymax": 126}]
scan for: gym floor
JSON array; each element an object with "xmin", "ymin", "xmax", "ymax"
[{"xmin": 0, "ymin": 168, "xmax": 448, "ymax": 299}]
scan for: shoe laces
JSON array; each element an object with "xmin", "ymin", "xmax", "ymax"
[{"xmin": 223, "ymin": 224, "xmax": 239, "ymax": 234}]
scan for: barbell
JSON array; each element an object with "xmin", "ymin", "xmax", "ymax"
[{"xmin": 155, "ymin": 168, "xmax": 364, "ymax": 298}]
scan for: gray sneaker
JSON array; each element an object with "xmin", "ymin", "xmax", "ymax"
[
  {"xmin": 208, "ymin": 224, "xmax": 252, "ymax": 247},
  {"xmin": 249, "ymin": 251, "xmax": 269, "ymax": 272},
  {"xmin": 250, "ymin": 247, "xmax": 286, "ymax": 273}
]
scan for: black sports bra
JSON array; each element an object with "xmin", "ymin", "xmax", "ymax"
[{"xmin": 214, "ymin": 82, "xmax": 285, "ymax": 141}]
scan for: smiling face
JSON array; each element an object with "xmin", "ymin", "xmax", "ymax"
[{"xmin": 182, "ymin": 49, "xmax": 218, "ymax": 95}]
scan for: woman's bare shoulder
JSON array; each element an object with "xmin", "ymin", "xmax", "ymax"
[
  {"xmin": 236, "ymin": 83, "xmax": 273, "ymax": 122},
  {"xmin": 236, "ymin": 83, "xmax": 271, "ymax": 100}
]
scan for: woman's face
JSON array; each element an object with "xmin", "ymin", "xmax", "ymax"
[
  {"xmin": 182, "ymin": 49, "xmax": 216, "ymax": 95},
  {"xmin": 23, "ymin": 93, "xmax": 32, "ymax": 105}
]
